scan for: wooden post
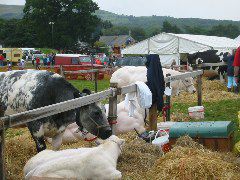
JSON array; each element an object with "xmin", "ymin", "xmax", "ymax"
[
  {"xmin": 94, "ymin": 71, "xmax": 98, "ymax": 93},
  {"xmin": 149, "ymin": 103, "xmax": 158, "ymax": 131},
  {"xmin": 197, "ymin": 75, "xmax": 203, "ymax": 106},
  {"xmin": 166, "ymin": 73, "xmax": 171, "ymax": 121},
  {"xmin": 108, "ymin": 83, "xmax": 118, "ymax": 135},
  {"xmin": 0, "ymin": 126, "xmax": 5, "ymax": 180},
  {"xmin": 59, "ymin": 65, "xmax": 65, "ymax": 78},
  {"xmin": 0, "ymin": 106, "xmax": 5, "ymax": 180}
]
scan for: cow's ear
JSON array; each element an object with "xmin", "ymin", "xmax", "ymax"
[{"xmin": 82, "ymin": 89, "xmax": 91, "ymax": 95}]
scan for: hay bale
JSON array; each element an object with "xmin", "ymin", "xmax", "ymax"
[
  {"xmin": 173, "ymin": 135, "xmax": 204, "ymax": 149},
  {"xmin": 146, "ymin": 136, "xmax": 240, "ymax": 180},
  {"xmin": 117, "ymin": 132, "xmax": 163, "ymax": 180},
  {"xmin": 5, "ymin": 128, "xmax": 36, "ymax": 180}
]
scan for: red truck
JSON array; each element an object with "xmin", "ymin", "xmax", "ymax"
[{"xmin": 54, "ymin": 54, "xmax": 104, "ymax": 80}]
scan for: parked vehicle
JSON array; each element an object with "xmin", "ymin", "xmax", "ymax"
[
  {"xmin": 54, "ymin": 54, "xmax": 104, "ymax": 80},
  {"xmin": 0, "ymin": 48, "xmax": 23, "ymax": 65}
]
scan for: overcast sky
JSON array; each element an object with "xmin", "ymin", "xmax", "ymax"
[{"xmin": 0, "ymin": 0, "xmax": 240, "ymax": 21}]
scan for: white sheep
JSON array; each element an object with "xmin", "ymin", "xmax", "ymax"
[{"xmin": 24, "ymin": 135, "xmax": 125, "ymax": 180}]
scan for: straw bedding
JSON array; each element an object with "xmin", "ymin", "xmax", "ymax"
[
  {"xmin": 5, "ymin": 130, "xmax": 240, "ymax": 180},
  {"xmin": 4, "ymin": 79, "xmax": 240, "ymax": 179},
  {"xmin": 172, "ymin": 78, "xmax": 239, "ymax": 104},
  {"xmin": 146, "ymin": 136, "xmax": 240, "ymax": 180},
  {"xmin": 5, "ymin": 130, "xmax": 162, "ymax": 180}
]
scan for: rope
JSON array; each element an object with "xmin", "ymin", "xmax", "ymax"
[
  {"xmin": 84, "ymin": 136, "xmax": 98, "ymax": 142},
  {"xmin": 81, "ymin": 114, "xmax": 111, "ymax": 142},
  {"xmin": 108, "ymin": 115, "xmax": 118, "ymax": 125},
  {"xmin": 109, "ymin": 120, "xmax": 117, "ymax": 125},
  {"xmin": 144, "ymin": 108, "xmax": 149, "ymax": 126},
  {"xmin": 162, "ymin": 104, "xmax": 171, "ymax": 121}
]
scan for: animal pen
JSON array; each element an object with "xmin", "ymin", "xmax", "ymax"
[{"xmin": 0, "ymin": 70, "xmax": 203, "ymax": 179}]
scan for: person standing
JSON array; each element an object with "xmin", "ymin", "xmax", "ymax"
[
  {"xmin": 51, "ymin": 53, "xmax": 56, "ymax": 66},
  {"xmin": 21, "ymin": 58, "xmax": 25, "ymax": 69},
  {"xmin": 0, "ymin": 54, "xmax": 4, "ymax": 66},
  {"xmin": 223, "ymin": 50, "xmax": 238, "ymax": 93},
  {"xmin": 36, "ymin": 57, "xmax": 41, "ymax": 70},
  {"xmin": 32, "ymin": 54, "xmax": 35, "ymax": 66},
  {"xmin": 7, "ymin": 60, "xmax": 12, "ymax": 71},
  {"xmin": 233, "ymin": 46, "xmax": 240, "ymax": 93}
]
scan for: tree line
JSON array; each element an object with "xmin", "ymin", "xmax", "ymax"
[
  {"xmin": 0, "ymin": 0, "xmax": 239, "ymax": 50},
  {"xmin": 103, "ymin": 20, "xmax": 240, "ymax": 42},
  {"xmin": 0, "ymin": 0, "xmax": 108, "ymax": 51}
]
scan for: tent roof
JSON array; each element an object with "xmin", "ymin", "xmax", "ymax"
[
  {"xmin": 235, "ymin": 35, "xmax": 240, "ymax": 42},
  {"xmin": 122, "ymin": 33, "xmax": 240, "ymax": 55},
  {"xmin": 99, "ymin": 35, "xmax": 135, "ymax": 47}
]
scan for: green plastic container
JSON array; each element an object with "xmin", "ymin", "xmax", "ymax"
[{"xmin": 169, "ymin": 121, "xmax": 235, "ymax": 139}]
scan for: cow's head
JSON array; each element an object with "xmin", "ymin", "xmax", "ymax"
[
  {"xmin": 196, "ymin": 58, "xmax": 203, "ymax": 65},
  {"xmin": 180, "ymin": 78, "xmax": 196, "ymax": 94},
  {"xmin": 76, "ymin": 89, "xmax": 112, "ymax": 140}
]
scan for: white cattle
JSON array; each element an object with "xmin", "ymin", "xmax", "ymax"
[
  {"xmin": 110, "ymin": 66, "xmax": 196, "ymax": 96},
  {"xmin": 24, "ymin": 135, "xmax": 124, "ymax": 180},
  {"xmin": 105, "ymin": 101, "xmax": 146, "ymax": 135},
  {"xmin": 162, "ymin": 68, "xmax": 196, "ymax": 95}
]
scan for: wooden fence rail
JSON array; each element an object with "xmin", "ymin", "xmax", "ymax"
[
  {"xmin": 0, "ymin": 88, "xmax": 117, "ymax": 130},
  {"xmin": 200, "ymin": 62, "xmax": 227, "ymax": 67}
]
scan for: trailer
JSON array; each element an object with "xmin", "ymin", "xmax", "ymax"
[{"xmin": 0, "ymin": 48, "xmax": 23, "ymax": 65}]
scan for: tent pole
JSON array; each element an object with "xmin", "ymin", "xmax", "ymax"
[
  {"xmin": 147, "ymin": 38, "xmax": 150, "ymax": 55},
  {"xmin": 177, "ymin": 37, "xmax": 180, "ymax": 66}
]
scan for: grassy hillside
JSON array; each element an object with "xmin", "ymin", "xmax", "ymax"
[
  {"xmin": 1, "ymin": 4, "xmax": 240, "ymax": 31},
  {"xmin": 0, "ymin": 4, "xmax": 24, "ymax": 19},
  {"xmin": 95, "ymin": 10, "xmax": 240, "ymax": 31}
]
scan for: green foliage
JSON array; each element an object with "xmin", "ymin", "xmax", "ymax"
[
  {"xmin": 0, "ymin": 18, "xmax": 37, "ymax": 47},
  {"xmin": 149, "ymin": 27, "xmax": 162, "ymax": 37},
  {"xmin": 94, "ymin": 41, "xmax": 109, "ymax": 55},
  {"xmin": 131, "ymin": 27, "xmax": 147, "ymax": 41},
  {"xmin": 39, "ymin": 48, "xmax": 58, "ymax": 54},
  {"xmin": 23, "ymin": 0, "xmax": 101, "ymax": 49},
  {"xmin": 0, "ymin": 4, "xmax": 24, "ymax": 19},
  {"xmin": 162, "ymin": 20, "xmax": 182, "ymax": 34},
  {"xmin": 1, "ymin": 4, "xmax": 240, "ymax": 47},
  {"xmin": 103, "ymin": 26, "xmax": 129, "ymax": 36},
  {"xmin": 208, "ymin": 24, "xmax": 240, "ymax": 38},
  {"xmin": 184, "ymin": 26, "xmax": 208, "ymax": 35},
  {"xmin": 103, "ymin": 26, "xmax": 146, "ymax": 41},
  {"xmin": 69, "ymin": 79, "xmax": 110, "ymax": 92}
]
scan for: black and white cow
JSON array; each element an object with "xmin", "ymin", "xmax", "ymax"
[
  {"xmin": 0, "ymin": 70, "xmax": 112, "ymax": 152},
  {"xmin": 186, "ymin": 50, "xmax": 228, "ymax": 80}
]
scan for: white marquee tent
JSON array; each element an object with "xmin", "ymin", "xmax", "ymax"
[
  {"xmin": 122, "ymin": 33, "xmax": 240, "ymax": 66},
  {"xmin": 235, "ymin": 35, "xmax": 240, "ymax": 42}
]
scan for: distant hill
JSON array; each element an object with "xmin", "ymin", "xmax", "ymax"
[
  {"xmin": 95, "ymin": 10, "xmax": 240, "ymax": 31},
  {"xmin": 0, "ymin": 4, "xmax": 24, "ymax": 19},
  {"xmin": 1, "ymin": 4, "xmax": 240, "ymax": 31}
]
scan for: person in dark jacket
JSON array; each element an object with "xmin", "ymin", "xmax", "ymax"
[{"xmin": 223, "ymin": 50, "xmax": 238, "ymax": 93}]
